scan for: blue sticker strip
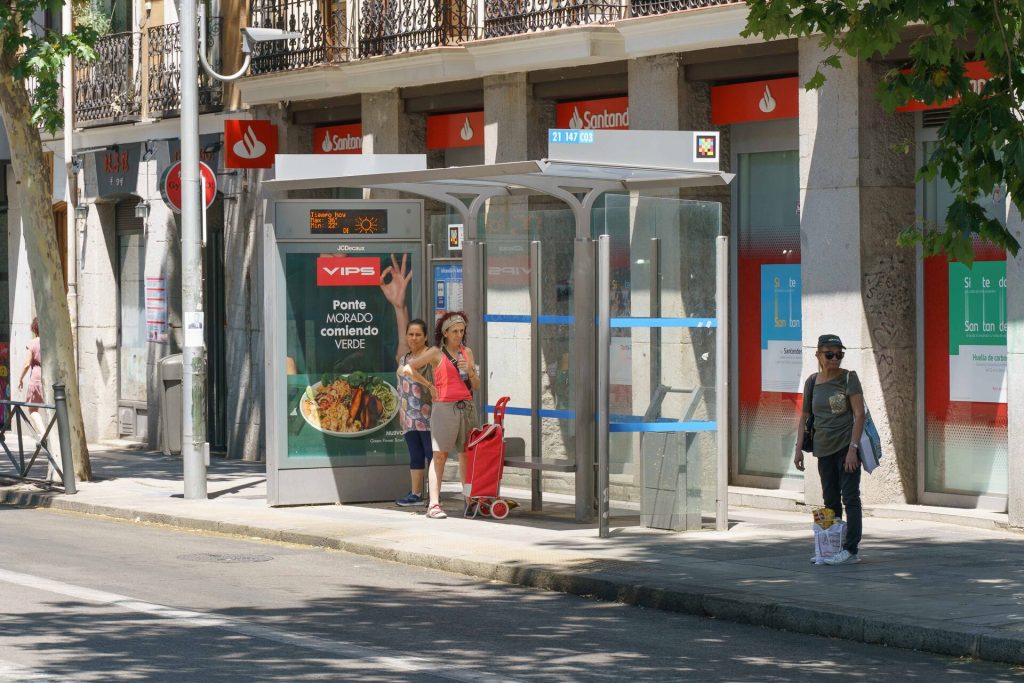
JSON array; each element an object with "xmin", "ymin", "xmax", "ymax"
[
  {"xmin": 486, "ymin": 405, "xmax": 717, "ymax": 432},
  {"xmin": 483, "ymin": 314, "xmax": 576, "ymax": 325},
  {"xmin": 610, "ymin": 317, "xmax": 717, "ymax": 328}
]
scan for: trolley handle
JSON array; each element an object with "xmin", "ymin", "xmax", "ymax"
[{"xmin": 494, "ymin": 396, "xmax": 511, "ymax": 426}]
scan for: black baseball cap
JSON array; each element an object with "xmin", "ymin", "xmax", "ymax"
[{"xmin": 817, "ymin": 334, "xmax": 845, "ymax": 349}]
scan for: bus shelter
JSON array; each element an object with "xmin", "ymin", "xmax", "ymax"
[{"xmin": 263, "ymin": 130, "xmax": 733, "ymax": 536}]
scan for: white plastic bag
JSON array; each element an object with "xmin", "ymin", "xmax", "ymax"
[{"xmin": 813, "ymin": 520, "xmax": 847, "ymax": 565}]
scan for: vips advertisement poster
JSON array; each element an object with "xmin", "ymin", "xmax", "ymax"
[
  {"xmin": 948, "ymin": 261, "xmax": 1007, "ymax": 403},
  {"xmin": 760, "ymin": 264, "xmax": 802, "ymax": 393},
  {"xmin": 285, "ymin": 251, "xmax": 419, "ymax": 464}
]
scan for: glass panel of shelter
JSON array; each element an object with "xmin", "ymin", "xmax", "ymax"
[
  {"xmin": 467, "ymin": 193, "xmax": 722, "ymax": 528},
  {"xmin": 595, "ymin": 194, "xmax": 722, "ymax": 530}
]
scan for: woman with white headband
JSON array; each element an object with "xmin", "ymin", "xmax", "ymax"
[{"xmin": 399, "ymin": 311, "xmax": 480, "ymax": 519}]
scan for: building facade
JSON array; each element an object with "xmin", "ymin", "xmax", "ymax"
[{"xmin": 4, "ymin": 0, "xmax": 1020, "ymax": 524}]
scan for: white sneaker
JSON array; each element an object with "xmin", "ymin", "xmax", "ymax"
[
  {"xmin": 825, "ymin": 549, "xmax": 860, "ymax": 565},
  {"xmin": 810, "ymin": 556, "xmax": 818, "ymax": 564}
]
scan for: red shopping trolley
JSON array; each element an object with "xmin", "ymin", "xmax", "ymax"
[{"xmin": 463, "ymin": 396, "xmax": 514, "ymax": 519}]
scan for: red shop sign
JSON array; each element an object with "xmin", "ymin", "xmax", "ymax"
[
  {"xmin": 895, "ymin": 60, "xmax": 992, "ymax": 112},
  {"xmin": 316, "ymin": 256, "xmax": 381, "ymax": 287},
  {"xmin": 224, "ymin": 119, "xmax": 278, "ymax": 168},
  {"xmin": 711, "ymin": 77, "xmax": 799, "ymax": 125},
  {"xmin": 555, "ymin": 96, "xmax": 629, "ymax": 130},
  {"xmin": 160, "ymin": 161, "xmax": 217, "ymax": 214},
  {"xmin": 314, "ymin": 122, "xmax": 363, "ymax": 154},
  {"xmin": 426, "ymin": 111, "xmax": 484, "ymax": 149}
]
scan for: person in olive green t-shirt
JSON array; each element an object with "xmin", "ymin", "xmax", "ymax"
[{"xmin": 794, "ymin": 334, "xmax": 866, "ymax": 566}]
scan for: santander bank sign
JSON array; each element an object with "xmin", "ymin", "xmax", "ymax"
[
  {"xmin": 314, "ymin": 122, "xmax": 363, "ymax": 154},
  {"xmin": 555, "ymin": 96, "xmax": 629, "ymax": 130}
]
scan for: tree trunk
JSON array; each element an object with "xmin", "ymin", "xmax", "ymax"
[{"xmin": 0, "ymin": 68, "xmax": 92, "ymax": 481}]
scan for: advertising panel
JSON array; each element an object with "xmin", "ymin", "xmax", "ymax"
[
  {"xmin": 284, "ymin": 249, "xmax": 420, "ymax": 465},
  {"xmin": 948, "ymin": 261, "xmax": 1007, "ymax": 403},
  {"xmin": 434, "ymin": 263, "xmax": 463, "ymax": 322},
  {"xmin": 760, "ymin": 264, "xmax": 802, "ymax": 393}
]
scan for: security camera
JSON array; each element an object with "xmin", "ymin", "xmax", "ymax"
[{"xmin": 240, "ymin": 26, "xmax": 303, "ymax": 53}]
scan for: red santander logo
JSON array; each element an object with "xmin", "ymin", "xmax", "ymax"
[
  {"xmin": 225, "ymin": 119, "xmax": 278, "ymax": 169},
  {"xmin": 556, "ymin": 97, "xmax": 629, "ymax": 130},
  {"xmin": 314, "ymin": 123, "xmax": 363, "ymax": 154},
  {"xmin": 317, "ymin": 256, "xmax": 380, "ymax": 286}
]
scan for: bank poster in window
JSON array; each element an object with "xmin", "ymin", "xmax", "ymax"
[
  {"xmin": 948, "ymin": 261, "xmax": 1007, "ymax": 403},
  {"xmin": 760, "ymin": 264, "xmax": 802, "ymax": 392},
  {"xmin": 284, "ymin": 251, "xmax": 418, "ymax": 463}
]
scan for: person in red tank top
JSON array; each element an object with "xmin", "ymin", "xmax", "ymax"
[{"xmin": 399, "ymin": 311, "xmax": 480, "ymax": 519}]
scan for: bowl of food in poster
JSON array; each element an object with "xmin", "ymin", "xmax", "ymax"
[{"xmin": 299, "ymin": 371, "xmax": 399, "ymax": 438}]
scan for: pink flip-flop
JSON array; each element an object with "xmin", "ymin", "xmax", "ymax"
[{"xmin": 426, "ymin": 504, "xmax": 447, "ymax": 519}]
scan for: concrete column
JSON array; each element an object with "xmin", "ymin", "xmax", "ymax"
[
  {"xmin": 1007, "ymin": 208, "xmax": 1023, "ymax": 526},
  {"xmin": 360, "ymin": 90, "xmax": 425, "ymax": 198},
  {"xmin": 75, "ymin": 159, "xmax": 118, "ymax": 441},
  {"xmin": 798, "ymin": 39, "xmax": 916, "ymax": 506},
  {"xmin": 481, "ymin": 73, "xmax": 537, "ymax": 479}
]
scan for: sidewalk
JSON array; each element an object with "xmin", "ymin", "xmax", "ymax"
[{"xmin": 3, "ymin": 445, "xmax": 1024, "ymax": 665}]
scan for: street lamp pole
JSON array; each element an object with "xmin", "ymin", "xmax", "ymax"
[
  {"xmin": 180, "ymin": 0, "xmax": 206, "ymax": 500},
  {"xmin": 179, "ymin": 4, "xmax": 300, "ymax": 499}
]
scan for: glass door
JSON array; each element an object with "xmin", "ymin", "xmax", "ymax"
[{"xmin": 918, "ymin": 135, "xmax": 1008, "ymax": 510}]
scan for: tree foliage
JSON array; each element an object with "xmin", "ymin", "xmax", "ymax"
[
  {"xmin": 0, "ymin": 0, "xmax": 97, "ymax": 479},
  {"xmin": 1, "ymin": 0, "xmax": 97, "ymax": 132},
  {"xmin": 742, "ymin": 0, "xmax": 1024, "ymax": 265}
]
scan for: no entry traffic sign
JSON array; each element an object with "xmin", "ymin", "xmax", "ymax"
[{"xmin": 161, "ymin": 160, "xmax": 217, "ymax": 214}]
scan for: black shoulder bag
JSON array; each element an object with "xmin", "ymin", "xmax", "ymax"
[{"xmin": 800, "ymin": 373, "xmax": 818, "ymax": 453}]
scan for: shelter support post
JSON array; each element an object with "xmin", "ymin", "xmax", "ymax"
[
  {"xmin": 529, "ymin": 240, "xmax": 543, "ymax": 511},
  {"xmin": 716, "ymin": 235, "xmax": 729, "ymax": 530},
  {"xmin": 596, "ymin": 236, "xmax": 611, "ymax": 537}
]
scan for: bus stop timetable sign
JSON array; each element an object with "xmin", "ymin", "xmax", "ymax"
[{"xmin": 548, "ymin": 129, "xmax": 594, "ymax": 144}]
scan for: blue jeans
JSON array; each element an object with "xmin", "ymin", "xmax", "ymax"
[{"xmin": 818, "ymin": 448, "xmax": 862, "ymax": 555}]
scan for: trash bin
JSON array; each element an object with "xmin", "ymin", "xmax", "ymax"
[{"xmin": 158, "ymin": 354, "xmax": 183, "ymax": 455}]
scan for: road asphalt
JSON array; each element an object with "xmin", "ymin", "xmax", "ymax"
[{"xmin": 3, "ymin": 445, "xmax": 1023, "ymax": 667}]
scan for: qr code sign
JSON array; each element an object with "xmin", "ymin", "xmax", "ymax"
[{"xmin": 694, "ymin": 133, "xmax": 719, "ymax": 162}]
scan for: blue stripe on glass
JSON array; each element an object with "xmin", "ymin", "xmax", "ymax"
[
  {"xmin": 609, "ymin": 421, "xmax": 718, "ymax": 433},
  {"xmin": 610, "ymin": 317, "xmax": 718, "ymax": 328},
  {"xmin": 482, "ymin": 314, "xmax": 576, "ymax": 325}
]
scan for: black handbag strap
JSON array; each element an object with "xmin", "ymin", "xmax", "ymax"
[{"xmin": 803, "ymin": 372, "xmax": 818, "ymax": 417}]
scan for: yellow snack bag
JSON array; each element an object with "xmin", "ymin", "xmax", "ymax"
[{"xmin": 812, "ymin": 507, "xmax": 835, "ymax": 529}]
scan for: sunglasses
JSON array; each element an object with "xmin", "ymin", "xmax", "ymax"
[{"xmin": 822, "ymin": 351, "xmax": 844, "ymax": 361}]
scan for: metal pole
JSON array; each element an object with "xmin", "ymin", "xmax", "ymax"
[
  {"xmin": 715, "ymin": 235, "xmax": 729, "ymax": 530},
  {"xmin": 181, "ymin": 0, "xmax": 208, "ymax": 499},
  {"xmin": 572, "ymin": 238, "xmax": 595, "ymax": 523},
  {"xmin": 62, "ymin": 3, "xmax": 78, "ymax": 357},
  {"xmin": 597, "ymin": 235, "xmax": 610, "ymax": 538},
  {"xmin": 649, "ymin": 237, "xmax": 661, "ymax": 398},
  {"xmin": 529, "ymin": 240, "xmax": 542, "ymax": 511},
  {"xmin": 53, "ymin": 384, "xmax": 76, "ymax": 494}
]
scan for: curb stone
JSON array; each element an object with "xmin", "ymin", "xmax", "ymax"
[{"xmin": 3, "ymin": 488, "xmax": 1023, "ymax": 666}]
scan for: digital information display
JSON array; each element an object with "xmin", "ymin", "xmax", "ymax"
[{"xmin": 309, "ymin": 209, "xmax": 389, "ymax": 235}]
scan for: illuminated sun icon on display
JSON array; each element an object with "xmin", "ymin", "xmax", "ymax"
[{"xmin": 354, "ymin": 215, "xmax": 379, "ymax": 233}]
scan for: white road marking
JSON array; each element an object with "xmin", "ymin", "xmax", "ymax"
[
  {"xmin": 0, "ymin": 658, "xmax": 76, "ymax": 682},
  {"xmin": 0, "ymin": 568, "xmax": 516, "ymax": 683}
]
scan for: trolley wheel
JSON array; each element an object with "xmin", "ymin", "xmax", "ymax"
[
  {"xmin": 490, "ymin": 500, "xmax": 510, "ymax": 520},
  {"xmin": 478, "ymin": 501, "xmax": 492, "ymax": 517}
]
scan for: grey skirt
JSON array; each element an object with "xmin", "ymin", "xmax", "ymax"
[{"xmin": 430, "ymin": 400, "xmax": 478, "ymax": 454}]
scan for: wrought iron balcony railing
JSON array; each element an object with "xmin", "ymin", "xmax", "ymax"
[
  {"xmin": 628, "ymin": 0, "xmax": 742, "ymax": 18},
  {"xmin": 73, "ymin": 31, "xmax": 142, "ymax": 125},
  {"xmin": 147, "ymin": 19, "xmax": 225, "ymax": 116},
  {"xmin": 484, "ymin": 0, "xmax": 625, "ymax": 39},
  {"xmin": 359, "ymin": 0, "xmax": 477, "ymax": 57},
  {"xmin": 249, "ymin": 0, "xmax": 350, "ymax": 74}
]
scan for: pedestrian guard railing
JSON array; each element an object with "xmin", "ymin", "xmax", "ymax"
[{"xmin": 0, "ymin": 384, "xmax": 77, "ymax": 493}]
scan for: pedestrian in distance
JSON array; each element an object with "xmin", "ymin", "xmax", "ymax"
[
  {"xmin": 17, "ymin": 317, "xmax": 46, "ymax": 433},
  {"xmin": 795, "ymin": 333, "xmax": 866, "ymax": 566},
  {"xmin": 394, "ymin": 319, "xmax": 435, "ymax": 507},
  {"xmin": 398, "ymin": 311, "xmax": 480, "ymax": 519}
]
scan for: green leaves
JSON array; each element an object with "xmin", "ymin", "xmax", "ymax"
[
  {"xmin": 0, "ymin": 1, "xmax": 98, "ymax": 135},
  {"xmin": 744, "ymin": 0, "xmax": 1024, "ymax": 263}
]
